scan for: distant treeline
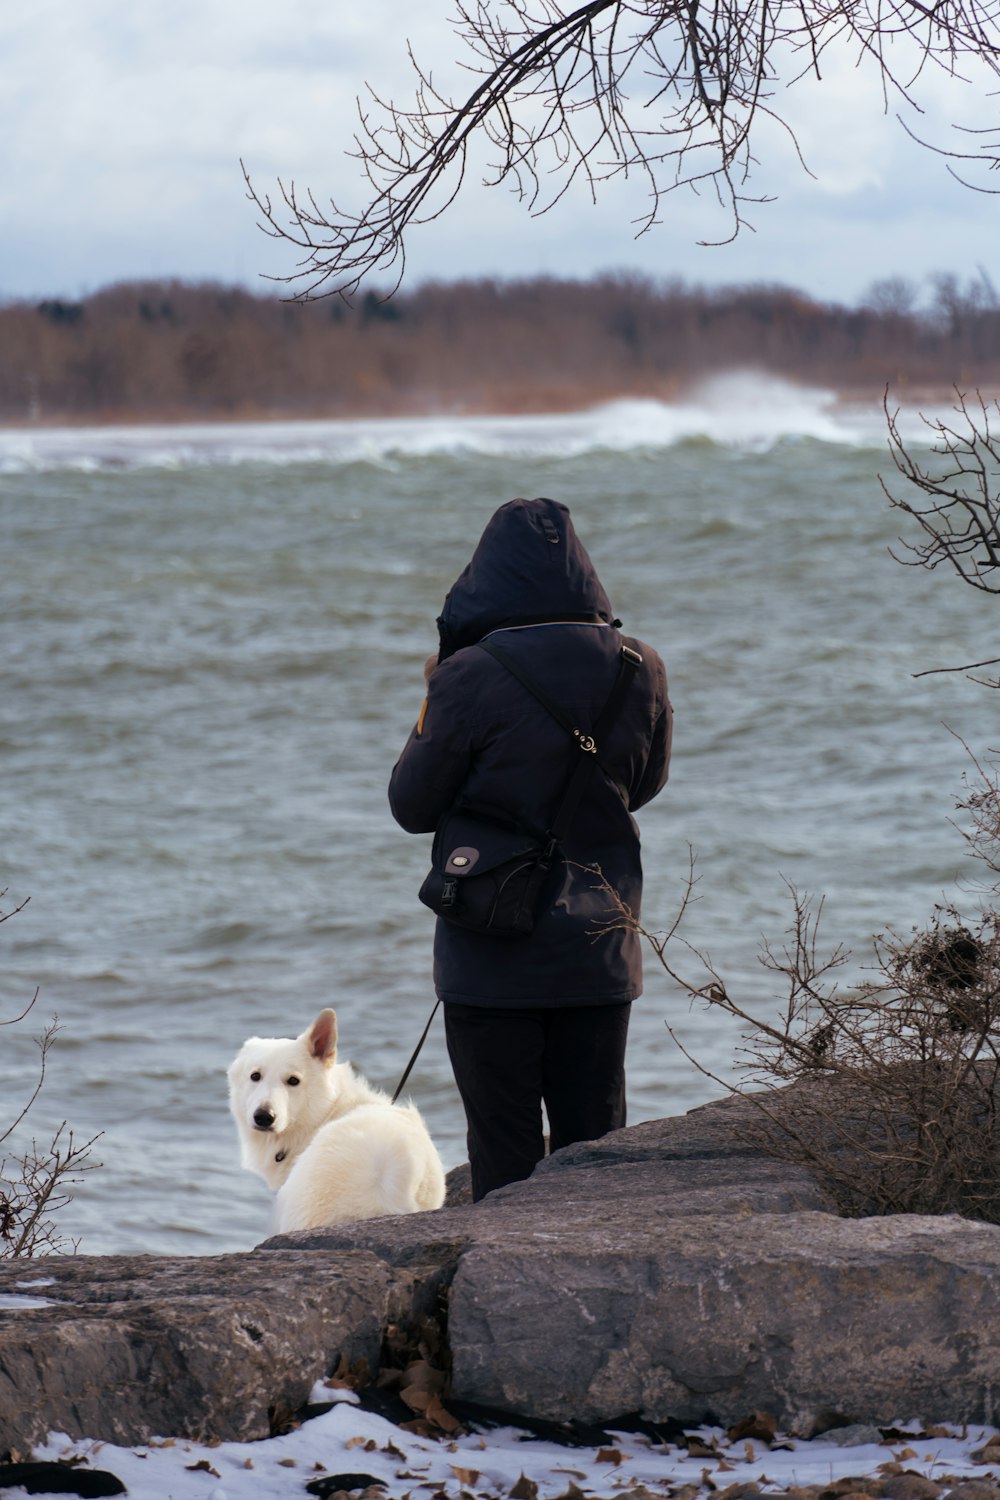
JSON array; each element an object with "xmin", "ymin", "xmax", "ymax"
[{"xmin": 1, "ymin": 272, "xmax": 999, "ymax": 423}]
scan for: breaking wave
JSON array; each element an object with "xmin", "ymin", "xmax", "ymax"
[{"xmin": 0, "ymin": 374, "xmax": 917, "ymax": 475}]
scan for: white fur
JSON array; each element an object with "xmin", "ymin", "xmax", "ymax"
[{"xmin": 227, "ymin": 1008, "xmax": 446, "ymax": 1234}]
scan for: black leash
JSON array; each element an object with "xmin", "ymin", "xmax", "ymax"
[{"xmin": 391, "ymin": 998, "xmax": 441, "ymax": 1104}]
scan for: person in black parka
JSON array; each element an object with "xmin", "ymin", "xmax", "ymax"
[{"xmin": 389, "ymin": 497, "xmax": 672, "ymax": 1201}]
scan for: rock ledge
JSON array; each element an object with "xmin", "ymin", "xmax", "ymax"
[{"xmin": 2, "ymin": 1095, "xmax": 998, "ymax": 1452}]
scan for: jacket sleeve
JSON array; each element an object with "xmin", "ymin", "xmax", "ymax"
[
  {"xmin": 388, "ymin": 656, "xmax": 476, "ymax": 834},
  {"xmin": 628, "ymin": 652, "xmax": 673, "ymax": 813}
]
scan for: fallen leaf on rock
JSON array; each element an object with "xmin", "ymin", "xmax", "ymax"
[
  {"xmin": 510, "ymin": 1475, "xmax": 540, "ymax": 1500},
  {"xmin": 402, "ymin": 1360, "xmax": 447, "ymax": 1397},
  {"xmin": 327, "ymin": 1353, "xmax": 371, "ymax": 1392},
  {"xmin": 425, "ymin": 1393, "xmax": 462, "ymax": 1434},
  {"xmin": 727, "ymin": 1414, "xmax": 778, "ymax": 1445},
  {"xmin": 185, "ymin": 1460, "xmax": 221, "ymax": 1477}
]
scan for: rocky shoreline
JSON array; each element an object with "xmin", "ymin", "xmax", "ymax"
[{"xmin": 2, "ymin": 1093, "xmax": 999, "ymax": 1456}]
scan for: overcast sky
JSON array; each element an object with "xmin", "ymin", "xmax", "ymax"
[{"xmin": 1, "ymin": 0, "xmax": 997, "ymax": 306}]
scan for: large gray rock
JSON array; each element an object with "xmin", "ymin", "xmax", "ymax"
[
  {"xmin": 3, "ymin": 1094, "xmax": 1000, "ymax": 1450},
  {"xmin": 0, "ymin": 1249, "xmax": 404, "ymax": 1451},
  {"xmin": 263, "ymin": 1112, "xmax": 1000, "ymax": 1436},
  {"xmin": 446, "ymin": 1210, "xmax": 1000, "ymax": 1434}
]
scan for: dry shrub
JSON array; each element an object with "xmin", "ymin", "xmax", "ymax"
[
  {"xmin": 591, "ymin": 825, "xmax": 1000, "ymax": 1221},
  {"xmin": 0, "ymin": 892, "xmax": 100, "ymax": 1257}
]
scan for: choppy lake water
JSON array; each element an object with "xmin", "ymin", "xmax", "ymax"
[{"xmin": 1, "ymin": 374, "xmax": 996, "ymax": 1255}]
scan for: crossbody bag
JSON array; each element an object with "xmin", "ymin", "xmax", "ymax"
[{"xmin": 417, "ymin": 639, "xmax": 642, "ymax": 937}]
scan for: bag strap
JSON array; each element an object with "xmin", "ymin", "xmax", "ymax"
[{"xmin": 478, "ymin": 637, "xmax": 642, "ymax": 837}]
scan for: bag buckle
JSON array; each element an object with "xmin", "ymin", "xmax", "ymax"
[{"xmin": 573, "ymin": 729, "xmax": 597, "ymax": 753}]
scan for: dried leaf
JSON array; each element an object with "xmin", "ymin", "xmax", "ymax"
[
  {"xmin": 893, "ymin": 1448, "xmax": 918, "ymax": 1462},
  {"xmin": 451, "ymin": 1467, "xmax": 481, "ymax": 1486},
  {"xmin": 685, "ymin": 1439, "xmax": 720, "ymax": 1459},
  {"xmin": 399, "ymin": 1420, "xmax": 439, "ymax": 1439},
  {"xmin": 185, "ymin": 1460, "xmax": 221, "ymax": 1478},
  {"xmin": 553, "ymin": 1469, "xmax": 589, "ymax": 1481},
  {"xmin": 596, "ymin": 1448, "xmax": 624, "ymax": 1465},
  {"xmin": 553, "ymin": 1484, "xmax": 588, "ymax": 1500},
  {"xmin": 425, "ymin": 1393, "xmax": 462, "ymax": 1435},
  {"xmin": 510, "ymin": 1476, "xmax": 539, "ymax": 1500},
  {"xmin": 277, "ymin": 1457, "xmax": 298, "ymax": 1467},
  {"xmin": 327, "ymin": 1353, "xmax": 371, "ymax": 1392},
  {"xmin": 716, "ymin": 1460, "xmax": 735, "ymax": 1473},
  {"xmin": 727, "ymin": 1413, "xmax": 778, "ymax": 1445},
  {"xmin": 382, "ymin": 1442, "xmax": 406, "ymax": 1459}
]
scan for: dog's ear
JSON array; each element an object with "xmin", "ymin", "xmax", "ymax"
[{"xmin": 307, "ymin": 1008, "xmax": 338, "ymax": 1063}]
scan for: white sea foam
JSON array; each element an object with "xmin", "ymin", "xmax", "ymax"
[{"xmin": 0, "ymin": 374, "xmax": 914, "ymax": 473}]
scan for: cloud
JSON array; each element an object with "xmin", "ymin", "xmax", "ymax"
[{"xmin": 0, "ymin": 1, "xmax": 996, "ymax": 301}]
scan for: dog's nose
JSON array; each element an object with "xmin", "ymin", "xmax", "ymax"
[{"xmin": 253, "ymin": 1107, "xmax": 275, "ymax": 1131}]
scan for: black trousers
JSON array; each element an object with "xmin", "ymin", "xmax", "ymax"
[{"xmin": 444, "ymin": 1000, "xmax": 631, "ymax": 1201}]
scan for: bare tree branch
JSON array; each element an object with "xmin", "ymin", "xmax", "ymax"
[
  {"xmin": 883, "ymin": 387, "xmax": 1000, "ymax": 687},
  {"xmin": 244, "ymin": 0, "xmax": 1000, "ymax": 299}
]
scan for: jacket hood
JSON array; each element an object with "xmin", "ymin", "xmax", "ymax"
[{"xmin": 436, "ymin": 498, "xmax": 616, "ymax": 660}]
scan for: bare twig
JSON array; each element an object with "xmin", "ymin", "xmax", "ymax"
[
  {"xmin": 585, "ymin": 852, "xmax": 1000, "ymax": 1220},
  {"xmin": 244, "ymin": 0, "xmax": 1000, "ymax": 298}
]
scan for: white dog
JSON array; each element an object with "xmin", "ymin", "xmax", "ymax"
[{"xmin": 228, "ymin": 1008, "xmax": 446, "ymax": 1234}]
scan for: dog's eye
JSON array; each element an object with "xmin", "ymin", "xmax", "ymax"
[
  {"xmin": 250, "ymin": 1070, "xmax": 261, "ymax": 1082},
  {"xmin": 287, "ymin": 1075, "xmax": 300, "ymax": 1087}
]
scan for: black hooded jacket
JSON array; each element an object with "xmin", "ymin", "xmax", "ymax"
[{"xmin": 388, "ymin": 498, "xmax": 672, "ymax": 1008}]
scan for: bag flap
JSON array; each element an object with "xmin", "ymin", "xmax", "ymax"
[{"xmin": 434, "ymin": 809, "xmax": 543, "ymax": 878}]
